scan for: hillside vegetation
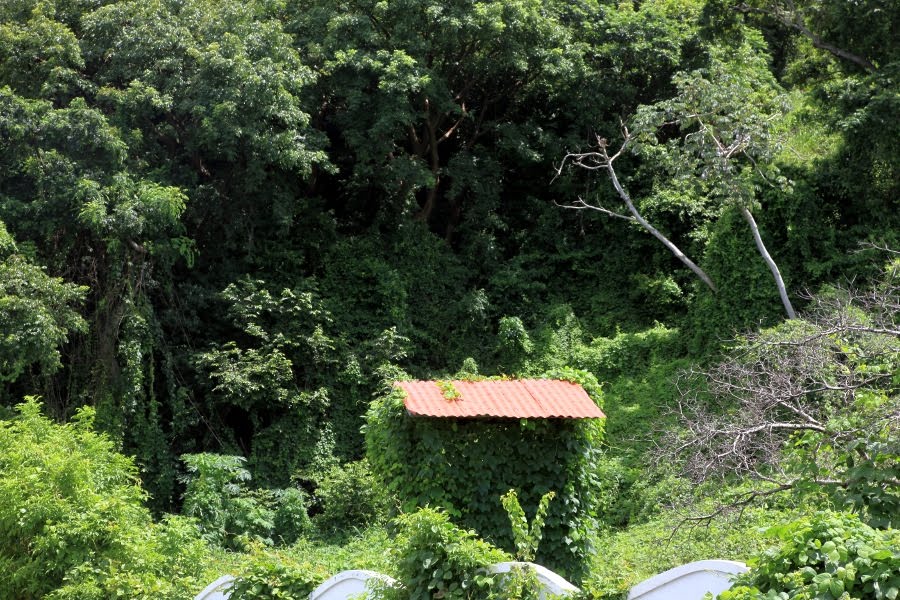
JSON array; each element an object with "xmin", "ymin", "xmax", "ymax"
[{"xmin": 0, "ymin": 0, "xmax": 897, "ymax": 597}]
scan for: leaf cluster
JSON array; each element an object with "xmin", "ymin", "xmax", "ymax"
[
  {"xmin": 371, "ymin": 507, "xmax": 511, "ymax": 600},
  {"xmin": 0, "ymin": 398, "xmax": 219, "ymax": 599},
  {"xmin": 721, "ymin": 512, "xmax": 900, "ymax": 600}
]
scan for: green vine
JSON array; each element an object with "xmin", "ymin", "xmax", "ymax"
[
  {"xmin": 366, "ymin": 370, "xmax": 605, "ymax": 581},
  {"xmin": 436, "ymin": 379, "xmax": 461, "ymax": 401},
  {"xmin": 501, "ymin": 489, "xmax": 556, "ymax": 562}
]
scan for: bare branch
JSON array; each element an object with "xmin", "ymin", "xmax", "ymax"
[
  {"xmin": 557, "ymin": 134, "xmax": 718, "ymax": 292},
  {"xmin": 740, "ymin": 206, "xmax": 796, "ymax": 318},
  {"xmin": 554, "ymin": 198, "xmax": 636, "ymax": 222},
  {"xmin": 656, "ymin": 261, "xmax": 900, "ymax": 521}
]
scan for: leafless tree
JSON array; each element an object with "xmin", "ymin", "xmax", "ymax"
[
  {"xmin": 557, "ymin": 47, "xmax": 801, "ymax": 318},
  {"xmin": 658, "ymin": 259, "xmax": 900, "ymax": 522}
]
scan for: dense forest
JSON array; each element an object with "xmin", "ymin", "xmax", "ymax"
[{"xmin": 1, "ymin": 0, "xmax": 898, "ymax": 597}]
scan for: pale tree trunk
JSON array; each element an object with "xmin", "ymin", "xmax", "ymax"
[
  {"xmin": 740, "ymin": 206, "xmax": 796, "ymax": 319},
  {"xmin": 607, "ymin": 165, "xmax": 718, "ymax": 293}
]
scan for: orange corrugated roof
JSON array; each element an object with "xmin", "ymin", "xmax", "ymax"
[{"xmin": 395, "ymin": 379, "xmax": 605, "ymax": 419}]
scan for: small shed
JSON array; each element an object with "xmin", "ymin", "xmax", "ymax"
[
  {"xmin": 396, "ymin": 379, "xmax": 605, "ymax": 419},
  {"xmin": 365, "ymin": 376, "xmax": 605, "ymax": 581}
]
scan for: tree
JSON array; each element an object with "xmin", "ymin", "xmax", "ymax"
[
  {"xmin": 290, "ymin": 0, "xmax": 598, "ymax": 239},
  {"xmin": 660, "ymin": 258, "xmax": 900, "ymax": 527},
  {"xmin": 558, "ymin": 131, "xmax": 718, "ymax": 293},
  {"xmin": 0, "ymin": 221, "xmax": 86, "ymax": 402},
  {"xmin": 733, "ymin": 0, "xmax": 899, "ymax": 73},
  {"xmin": 562, "ymin": 38, "xmax": 798, "ymax": 317}
]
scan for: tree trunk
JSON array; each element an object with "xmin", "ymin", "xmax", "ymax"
[
  {"xmin": 414, "ymin": 115, "xmax": 441, "ymax": 223},
  {"xmin": 740, "ymin": 206, "xmax": 796, "ymax": 319},
  {"xmin": 607, "ymin": 164, "xmax": 718, "ymax": 293}
]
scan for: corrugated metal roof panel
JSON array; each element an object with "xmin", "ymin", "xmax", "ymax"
[{"xmin": 396, "ymin": 379, "xmax": 605, "ymax": 419}]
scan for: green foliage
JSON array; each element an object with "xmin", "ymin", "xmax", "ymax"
[
  {"xmin": 0, "ymin": 4, "xmax": 84, "ymax": 100},
  {"xmin": 0, "ymin": 2, "xmax": 898, "ymax": 592},
  {"xmin": 230, "ymin": 549, "xmax": 324, "ymax": 600},
  {"xmin": 312, "ymin": 459, "xmax": 389, "ymax": 537},
  {"xmin": 194, "ymin": 278, "xmax": 339, "ymax": 485},
  {"xmin": 180, "ymin": 453, "xmax": 273, "ymax": 549},
  {"xmin": 436, "ymin": 379, "xmax": 462, "ymax": 401},
  {"xmin": 365, "ymin": 372, "xmax": 604, "ymax": 580},
  {"xmin": 180, "ymin": 452, "xmax": 321, "ymax": 550},
  {"xmin": 670, "ymin": 261, "xmax": 900, "ymax": 529},
  {"xmin": 279, "ymin": 526, "xmax": 394, "ymax": 575},
  {"xmin": 0, "ymin": 398, "xmax": 217, "ymax": 599},
  {"xmin": 497, "ymin": 316, "xmax": 535, "ymax": 374},
  {"xmin": 501, "ymin": 488, "xmax": 555, "ymax": 562},
  {"xmin": 578, "ymin": 505, "xmax": 803, "ymax": 600},
  {"xmin": 721, "ymin": 512, "xmax": 900, "ymax": 600},
  {"xmin": 687, "ymin": 207, "xmax": 787, "ymax": 351},
  {"xmin": 273, "ymin": 487, "xmax": 312, "ymax": 546},
  {"xmin": 0, "ymin": 221, "xmax": 86, "ymax": 387},
  {"xmin": 371, "ymin": 507, "xmax": 511, "ymax": 600}
]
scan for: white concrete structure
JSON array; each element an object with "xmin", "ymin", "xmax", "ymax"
[
  {"xmin": 195, "ymin": 558, "xmax": 747, "ymax": 600},
  {"xmin": 627, "ymin": 559, "xmax": 748, "ymax": 600},
  {"xmin": 194, "ymin": 575, "xmax": 235, "ymax": 600},
  {"xmin": 488, "ymin": 562, "xmax": 579, "ymax": 598},
  {"xmin": 310, "ymin": 569, "xmax": 398, "ymax": 600}
]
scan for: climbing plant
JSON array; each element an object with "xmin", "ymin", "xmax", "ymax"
[{"xmin": 365, "ymin": 370, "xmax": 604, "ymax": 581}]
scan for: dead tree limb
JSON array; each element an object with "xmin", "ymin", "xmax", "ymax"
[
  {"xmin": 740, "ymin": 206, "xmax": 796, "ymax": 318},
  {"xmin": 557, "ymin": 133, "xmax": 718, "ymax": 293}
]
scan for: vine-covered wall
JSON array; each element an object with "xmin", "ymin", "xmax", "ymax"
[{"xmin": 365, "ymin": 373, "xmax": 605, "ymax": 581}]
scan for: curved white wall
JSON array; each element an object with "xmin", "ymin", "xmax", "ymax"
[
  {"xmin": 309, "ymin": 569, "xmax": 398, "ymax": 600},
  {"xmin": 627, "ymin": 559, "xmax": 748, "ymax": 600},
  {"xmin": 194, "ymin": 558, "xmax": 747, "ymax": 600}
]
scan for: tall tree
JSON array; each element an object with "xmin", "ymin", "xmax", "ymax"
[
  {"xmin": 289, "ymin": 0, "xmax": 598, "ymax": 239},
  {"xmin": 562, "ymin": 37, "xmax": 798, "ymax": 317}
]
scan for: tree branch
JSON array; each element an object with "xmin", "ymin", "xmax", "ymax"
[
  {"xmin": 740, "ymin": 206, "xmax": 796, "ymax": 318},
  {"xmin": 734, "ymin": 2, "xmax": 876, "ymax": 73},
  {"xmin": 558, "ymin": 134, "xmax": 718, "ymax": 292}
]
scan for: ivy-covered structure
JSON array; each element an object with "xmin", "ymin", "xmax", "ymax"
[{"xmin": 365, "ymin": 371, "xmax": 605, "ymax": 581}]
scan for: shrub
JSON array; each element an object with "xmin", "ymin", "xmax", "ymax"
[
  {"xmin": 0, "ymin": 398, "xmax": 216, "ymax": 599},
  {"xmin": 371, "ymin": 507, "xmax": 511, "ymax": 600},
  {"xmin": 312, "ymin": 459, "xmax": 388, "ymax": 537},
  {"xmin": 181, "ymin": 453, "xmax": 319, "ymax": 549},
  {"xmin": 720, "ymin": 512, "xmax": 900, "ymax": 600},
  {"xmin": 180, "ymin": 453, "xmax": 276, "ymax": 549},
  {"xmin": 273, "ymin": 487, "xmax": 312, "ymax": 545},
  {"xmin": 229, "ymin": 548, "xmax": 327, "ymax": 600}
]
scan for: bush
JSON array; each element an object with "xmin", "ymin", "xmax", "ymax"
[
  {"xmin": 312, "ymin": 459, "xmax": 388, "ymax": 537},
  {"xmin": 273, "ymin": 487, "xmax": 313, "ymax": 545},
  {"xmin": 181, "ymin": 453, "xmax": 319, "ymax": 548},
  {"xmin": 721, "ymin": 512, "xmax": 900, "ymax": 600},
  {"xmin": 0, "ymin": 398, "xmax": 217, "ymax": 599},
  {"xmin": 180, "ymin": 453, "xmax": 276, "ymax": 549},
  {"xmin": 229, "ymin": 549, "xmax": 327, "ymax": 600},
  {"xmin": 372, "ymin": 507, "xmax": 511, "ymax": 600}
]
